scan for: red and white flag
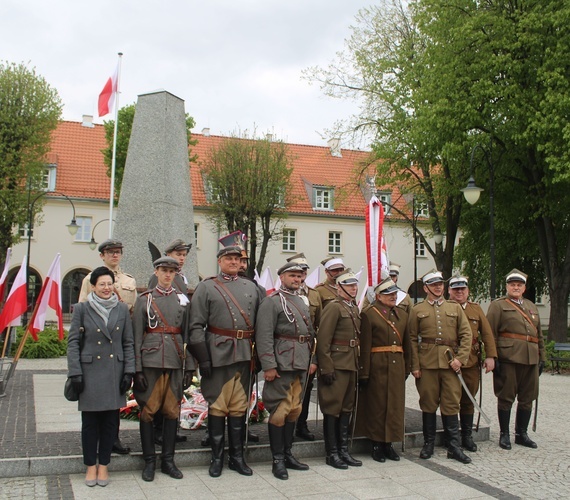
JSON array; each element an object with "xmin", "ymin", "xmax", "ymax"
[
  {"xmin": 0, "ymin": 247, "xmax": 12, "ymax": 303},
  {"xmin": 97, "ymin": 62, "xmax": 119, "ymax": 117},
  {"xmin": 0, "ymin": 256, "xmax": 27, "ymax": 332},
  {"xmin": 29, "ymin": 253, "xmax": 63, "ymax": 341},
  {"xmin": 255, "ymin": 266, "xmax": 275, "ymax": 295},
  {"xmin": 365, "ymin": 195, "xmax": 390, "ymax": 288},
  {"xmin": 304, "ymin": 267, "xmax": 320, "ymax": 289}
]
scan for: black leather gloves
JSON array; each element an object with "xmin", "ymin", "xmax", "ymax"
[
  {"xmin": 70, "ymin": 375, "xmax": 84, "ymax": 394},
  {"xmin": 133, "ymin": 372, "xmax": 148, "ymax": 392},
  {"xmin": 120, "ymin": 373, "xmax": 133, "ymax": 394},
  {"xmin": 320, "ymin": 372, "xmax": 336, "ymax": 386},
  {"xmin": 183, "ymin": 371, "xmax": 195, "ymax": 390}
]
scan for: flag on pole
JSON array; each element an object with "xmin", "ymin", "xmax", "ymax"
[
  {"xmin": 0, "ymin": 248, "xmax": 12, "ymax": 302},
  {"xmin": 365, "ymin": 195, "xmax": 390, "ymax": 288},
  {"xmin": 0, "ymin": 256, "xmax": 27, "ymax": 333},
  {"xmin": 29, "ymin": 253, "xmax": 63, "ymax": 341},
  {"xmin": 304, "ymin": 267, "xmax": 320, "ymax": 289},
  {"xmin": 255, "ymin": 267, "xmax": 275, "ymax": 295},
  {"xmin": 98, "ymin": 62, "xmax": 119, "ymax": 117}
]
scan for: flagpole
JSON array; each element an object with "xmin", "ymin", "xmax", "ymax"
[{"xmin": 108, "ymin": 52, "xmax": 123, "ymax": 239}]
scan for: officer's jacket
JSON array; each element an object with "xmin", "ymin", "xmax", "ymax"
[
  {"xmin": 486, "ymin": 297, "xmax": 545, "ymax": 365},
  {"xmin": 255, "ymin": 291, "xmax": 315, "ymax": 372},
  {"xmin": 462, "ymin": 301, "xmax": 497, "ymax": 369},
  {"xmin": 189, "ymin": 275, "xmax": 262, "ymax": 367},
  {"xmin": 317, "ymin": 297, "xmax": 361, "ymax": 374},
  {"xmin": 409, "ymin": 299, "xmax": 472, "ymax": 371},
  {"xmin": 80, "ymin": 268, "xmax": 137, "ymax": 313},
  {"xmin": 300, "ymin": 285, "xmax": 322, "ymax": 331},
  {"xmin": 133, "ymin": 288, "xmax": 192, "ymax": 372},
  {"xmin": 315, "ymin": 282, "xmax": 338, "ymax": 309}
]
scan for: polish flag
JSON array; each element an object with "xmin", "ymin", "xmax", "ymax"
[
  {"xmin": 365, "ymin": 195, "xmax": 390, "ymax": 288},
  {"xmin": 304, "ymin": 267, "xmax": 320, "ymax": 289},
  {"xmin": 29, "ymin": 254, "xmax": 64, "ymax": 341},
  {"xmin": 255, "ymin": 266, "xmax": 275, "ymax": 295},
  {"xmin": 98, "ymin": 62, "xmax": 119, "ymax": 117},
  {"xmin": 0, "ymin": 248, "xmax": 12, "ymax": 303},
  {"xmin": 0, "ymin": 256, "xmax": 28, "ymax": 333}
]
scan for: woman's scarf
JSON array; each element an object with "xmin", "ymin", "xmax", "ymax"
[{"xmin": 87, "ymin": 291, "xmax": 119, "ymax": 325}]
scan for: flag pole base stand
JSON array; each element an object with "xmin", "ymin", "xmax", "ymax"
[{"xmin": 0, "ymin": 357, "xmax": 14, "ymax": 398}]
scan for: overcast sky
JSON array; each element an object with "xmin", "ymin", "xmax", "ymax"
[{"xmin": 2, "ymin": 0, "xmax": 374, "ymax": 147}]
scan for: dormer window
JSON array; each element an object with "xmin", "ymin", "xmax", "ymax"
[
  {"xmin": 313, "ymin": 187, "xmax": 334, "ymax": 211},
  {"xmin": 42, "ymin": 164, "xmax": 57, "ymax": 191},
  {"xmin": 378, "ymin": 192, "xmax": 392, "ymax": 215}
]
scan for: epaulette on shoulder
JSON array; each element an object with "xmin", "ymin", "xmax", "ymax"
[
  {"xmin": 122, "ymin": 272, "xmax": 135, "ymax": 279},
  {"xmin": 203, "ymin": 275, "xmax": 217, "ymax": 281},
  {"xmin": 269, "ymin": 289, "xmax": 281, "ymax": 298},
  {"xmin": 447, "ymin": 299, "xmax": 458, "ymax": 304},
  {"xmin": 139, "ymin": 289, "xmax": 153, "ymax": 296}
]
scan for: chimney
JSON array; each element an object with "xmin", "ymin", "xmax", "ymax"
[
  {"xmin": 82, "ymin": 115, "xmax": 94, "ymax": 128},
  {"xmin": 266, "ymin": 133, "xmax": 273, "ymax": 142},
  {"xmin": 328, "ymin": 137, "xmax": 342, "ymax": 158},
  {"xmin": 201, "ymin": 127, "xmax": 210, "ymax": 137}
]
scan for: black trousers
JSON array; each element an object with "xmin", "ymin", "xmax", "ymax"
[{"xmin": 81, "ymin": 410, "xmax": 119, "ymax": 466}]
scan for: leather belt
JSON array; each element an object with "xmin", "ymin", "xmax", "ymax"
[
  {"xmin": 275, "ymin": 334, "xmax": 310, "ymax": 344},
  {"xmin": 421, "ymin": 337, "xmax": 457, "ymax": 347},
  {"xmin": 499, "ymin": 332, "xmax": 539, "ymax": 344},
  {"xmin": 208, "ymin": 325, "xmax": 254, "ymax": 340},
  {"xmin": 331, "ymin": 338, "xmax": 360, "ymax": 347},
  {"xmin": 371, "ymin": 345, "xmax": 403, "ymax": 353},
  {"xmin": 145, "ymin": 327, "xmax": 182, "ymax": 334}
]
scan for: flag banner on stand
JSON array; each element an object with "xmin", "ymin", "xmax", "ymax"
[
  {"xmin": 365, "ymin": 195, "xmax": 389, "ymax": 288},
  {"xmin": 0, "ymin": 248, "xmax": 12, "ymax": 303},
  {"xmin": 98, "ymin": 61, "xmax": 119, "ymax": 117},
  {"xmin": 29, "ymin": 253, "xmax": 63, "ymax": 341},
  {"xmin": 0, "ymin": 256, "xmax": 27, "ymax": 332}
]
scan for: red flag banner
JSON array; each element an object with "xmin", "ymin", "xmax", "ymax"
[
  {"xmin": 30, "ymin": 253, "xmax": 63, "ymax": 341},
  {"xmin": 98, "ymin": 62, "xmax": 119, "ymax": 117},
  {"xmin": 365, "ymin": 195, "xmax": 389, "ymax": 287},
  {"xmin": 0, "ymin": 256, "xmax": 27, "ymax": 332},
  {"xmin": 0, "ymin": 247, "xmax": 12, "ymax": 303}
]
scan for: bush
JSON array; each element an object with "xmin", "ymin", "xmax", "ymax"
[{"xmin": 9, "ymin": 325, "xmax": 68, "ymax": 359}]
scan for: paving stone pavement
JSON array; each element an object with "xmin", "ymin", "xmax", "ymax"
[{"xmin": 0, "ymin": 358, "xmax": 568, "ymax": 499}]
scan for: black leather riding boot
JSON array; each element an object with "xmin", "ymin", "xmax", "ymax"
[
  {"xmin": 284, "ymin": 421, "xmax": 309, "ymax": 470},
  {"xmin": 460, "ymin": 413, "xmax": 477, "ymax": 452},
  {"xmin": 208, "ymin": 415, "xmax": 226, "ymax": 478},
  {"xmin": 498, "ymin": 408, "xmax": 512, "ymax": 450},
  {"xmin": 227, "ymin": 416, "xmax": 253, "ymax": 476},
  {"xmin": 268, "ymin": 423, "xmax": 288, "ymax": 480},
  {"xmin": 383, "ymin": 442, "xmax": 400, "ymax": 461},
  {"xmin": 140, "ymin": 420, "xmax": 156, "ymax": 482},
  {"xmin": 337, "ymin": 412, "xmax": 362, "ymax": 466},
  {"xmin": 515, "ymin": 408, "xmax": 537, "ymax": 448},
  {"xmin": 419, "ymin": 412, "xmax": 436, "ymax": 459},
  {"xmin": 371, "ymin": 442, "xmax": 385, "ymax": 463},
  {"xmin": 160, "ymin": 419, "xmax": 183, "ymax": 479},
  {"xmin": 442, "ymin": 414, "xmax": 472, "ymax": 464},
  {"xmin": 296, "ymin": 377, "xmax": 315, "ymax": 441},
  {"xmin": 323, "ymin": 414, "xmax": 347, "ymax": 469}
]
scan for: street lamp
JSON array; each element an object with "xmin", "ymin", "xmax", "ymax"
[
  {"xmin": 462, "ymin": 142, "xmax": 496, "ymax": 299},
  {"xmin": 88, "ymin": 219, "xmax": 114, "ymax": 250}
]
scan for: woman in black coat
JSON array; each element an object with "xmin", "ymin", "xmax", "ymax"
[{"xmin": 67, "ymin": 267, "xmax": 135, "ymax": 487}]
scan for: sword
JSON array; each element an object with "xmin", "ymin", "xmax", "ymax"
[
  {"xmin": 532, "ymin": 397, "xmax": 538, "ymax": 432},
  {"xmin": 445, "ymin": 350, "xmax": 490, "ymax": 424}
]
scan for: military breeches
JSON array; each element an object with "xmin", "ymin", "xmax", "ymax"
[
  {"xmin": 263, "ymin": 370, "xmax": 305, "ymax": 427},
  {"xmin": 493, "ymin": 362, "xmax": 538, "ymax": 411},
  {"xmin": 415, "ymin": 368, "xmax": 461, "ymax": 415},
  {"xmin": 134, "ymin": 368, "xmax": 183, "ymax": 422},
  {"xmin": 318, "ymin": 369, "xmax": 357, "ymax": 417},
  {"xmin": 459, "ymin": 364, "xmax": 480, "ymax": 414},
  {"xmin": 201, "ymin": 361, "xmax": 251, "ymax": 417}
]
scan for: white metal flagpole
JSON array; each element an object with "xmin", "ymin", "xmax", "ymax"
[{"xmin": 108, "ymin": 52, "xmax": 123, "ymax": 238}]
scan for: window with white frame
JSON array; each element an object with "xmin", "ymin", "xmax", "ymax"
[
  {"xmin": 41, "ymin": 165, "xmax": 57, "ymax": 191},
  {"xmin": 18, "ymin": 223, "xmax": 33, "ymax": 239},
  {"xmin": 313, "ymin": 187, "xmax": 334, "ymax": 210},
  {"xmin": 378, "ymin": 192, "xmax": 392, "ymax": 215},
  {"xmin": 328, "ymin": 231, "xmax": 342, "ymax": 254},
  {"xmin": 415, "ymin": 240, "xmax": 426, "ymax": 257},
  {"xmin": 194, "ymin": 223, "xmax": 199, "ymax": 248},
  {"xmin": 414, "ymin": 201, "xmax": 429, "ymax": 218},
  {"xmin": 74, "ymin": 217, "xmax": 92, "ymax": 242},
  {"xmin": 282, "ymin": 228, "xmax": 297, "ymax": 252}
]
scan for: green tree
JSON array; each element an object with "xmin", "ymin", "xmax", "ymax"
[
  {"xmin": 200, "ymin": 131, "xmax": 294, "ymax": 276},
  {"xmin": 0, "ymin": 61, "xmax": 62, "ymax": 260},
  {"xmin": 103, "ymin": 104, "xmax": 196, "ymax": 201}
]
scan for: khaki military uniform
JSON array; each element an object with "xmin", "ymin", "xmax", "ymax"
[
  {"xmin": 132, "ymin": 289, "xmax": 193, "ymax": 421},
  {"xmin": 79, "ymin": 268, "xmax": 137, "ymax": 313},
  {"xmin": 486, "ymin": 297, "xmax": 545, "ymax": 411},
  {"xmin": 460, "ymin": 302, "xmax": 498, "ymax": 413},
  {"xmin": 317, "ymin": 298, "xmax": 361, "ymax": 416},
  {"xmin": 301, "ymin": 285, "xmax": 322, "ymax": 330},
  {"xmin": 315, "ymin": 282, "xmax": 338, "ymax": 309},
  {"xmin": 409, "ymin": 299, "xmax": 472, "ymax": 415},
  {"xmin": 356, "ymin": 302, "xmax": 411, "ymax": 442},
  {"xmin": 255, "ymin": 290, "xmax": 315, "ymax": 426},
  {"xmin": 189, "ymin": 275, "xmax": 262, "ymax": 417},
  {"xmin": 362, "ymin": 290, "xmax": 411, "ymax": 315}
]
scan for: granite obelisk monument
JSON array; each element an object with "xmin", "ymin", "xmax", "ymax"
[{"xmin": 113, "ymin": 90, "xmax": 199, "ymax": 288}]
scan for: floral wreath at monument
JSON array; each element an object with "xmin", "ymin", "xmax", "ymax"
[{"xmin": 119, "ymin": 376, "xmax": 268, "ymax": 426}]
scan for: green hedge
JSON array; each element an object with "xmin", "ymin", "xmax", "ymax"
[{"xmin": 8, "ymin": 325, "xmax": 68, "ymax": 359}]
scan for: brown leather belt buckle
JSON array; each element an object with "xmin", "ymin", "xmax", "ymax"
[
  {"xmin": 298, "ymin": 335, "xmax": 307, "ymax": 344},
  {"xmin": 391, "ymin": 345, "xmax": 398, "ymax": 353},
  {"xmin": 236, "ymin": 330, "xmax": 244, "ymax": 340},
  {"xmin": 434, "ymin": 338, "xmax": 443, "ymax": 345}
]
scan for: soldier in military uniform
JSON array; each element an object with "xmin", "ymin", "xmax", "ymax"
[
  {"xmin": 315, "ymin": 257, "xmax": 345, "ymax": 309},
  {"xmin": 486, "ymin": 269, "xmax": 545, "ymax": 450},
  {"xmin": 256, "ymin": 262, "xmax": 317, "ymax": 480},
  {"xmin": 285, "ymin": 253, "xmax": 322, "ymax": 441},
  {"xmin": 132, "ymin": 257, "xmax": 194, "ymax": 482},
  {"xmin": 317, "ymin": 270, "xmax": 362, "ymax": 469},
  {"xmin": 409, "ymin": 270, "xmax": 472, "ymax": 464},
  {"xmin": 448, "ymin": 276, "xmax": 497, "ymax": 451},
  {"xmin": 78, "ymin": 238, "xmax": 137, "ymax": 455},
  {"xmin": 361, "ymin": 262, "xmax": 411, "ymax": 313},
  {"xmin": 357, "ymin": 277, "xmax": 411, "ymax": 462},
  {"xmin": 189, "ymin": 245, "xmax": 263, "ymax": 478}
]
